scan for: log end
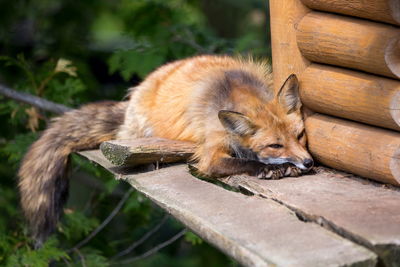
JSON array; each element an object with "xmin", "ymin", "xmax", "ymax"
[
  {"xmin": 390, "ymin": 0, "xmax": 400, "ymax": 25},
  {"xmin": 100, "ymin": 142, "xmax": 129, "ymax": 166},
  {"xmin": 390, "ymin": 91, "xmax": 400, "ymax": 129},
  {"xmin": 390, "ymin": 148, "xmax": 400, "ymax": 186},
  {"xmin": 385, "ymin": 38, "xmax": 400, "ymax": 79}
]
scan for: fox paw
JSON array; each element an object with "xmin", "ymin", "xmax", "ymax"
[
  {"xmin": 257, "ymin": 165, "xmax": 285, "ymax": 179},
  {"xmin": 284, "ymin": 165, "xmax": 302, "ymax": 177},
  {"xmin": 257, "ymin": 164, "xmax": 302, "ymax": 179}
]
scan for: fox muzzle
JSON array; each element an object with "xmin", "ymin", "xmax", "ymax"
[{"xmin": 260, "ymin": 157, "xmax": 314, "ymax": 172}]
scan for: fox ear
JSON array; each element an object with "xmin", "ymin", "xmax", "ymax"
[
  {"xmin": 277, "ymin": 74, "xmax": 301, "ymax": 114},
  {"xmin": 218, "ymin": 110, "xmax": 256, "ymax": 136}
]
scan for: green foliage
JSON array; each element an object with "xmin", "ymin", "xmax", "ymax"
[
  {"xmin": 5, "ymin": 238, "xmax": 68, "ymax": 267},
  {"xmin": 60, "ymin": 210, "xmax": 99, "ymax": 241},
  {"xmin": 45, "ymin": 77, "xmax": 86, "ymax": 105},
  {"xmin": 122, "ymin": 191, "xmax": 152, "ymax": 215},
  {"xmin": 107, "ymin": 0, "xmax": 213, "ymax": 79},
  {"xmin": 184, "ymin": 231, "xmax": 203, "ymax": 245},
  {"xmin": 0, "ymin": 0, "xmax": 267, "ymax": 265},
  {"xmin": 70, "ymin": 248, "xmax": 109, "ymax": 267},
  {"xmin": 109, "ymin": 49, "xmax": 165, "ymax": 80},
  {"xmin": 0, "ymin": 55, "xmax": 86, "ymax": 104},
  {"xmin": 1, "ymin": 132, "xmax": 38, "ymax": 166}
]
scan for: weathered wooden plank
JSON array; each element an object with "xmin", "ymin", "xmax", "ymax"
[
  {"xmin": 270, "ymin": 0, "xmax": 310, "ymax": 93},
  {"xmin": 100, "ymin": 138, "xmax": 196, "ymax": 167},
  {"xmin": 306, "ymin": 113, "xmax": 400, "ymax": 186},
  {"xmin": 225, "ymin": 170, "xmax": 400, "ymax": 267},
  {"xmin": 300, "ymin": 64, "xmax": 400, "ymax": 131},
  {"xmin": 100, "ymin": 139, "xmax": 297, "ymax": 180},
  {"xmin": 301, "ymin": 0, "xmax": 400, "ymax": 26},
  {"xmin": 79, "ymin": 150, "xmax": 377, "ymax": 267},
  {"xmin": 296, "ymin": 12, "xmax": 400, "ymax": 79}
]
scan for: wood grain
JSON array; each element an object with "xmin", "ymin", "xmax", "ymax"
[
  {"xmin": 296, "ymin": 12, "xmax": 400, "ymax": 79},
  {"xmin": 270, "ymin": 0, "xmax": 311, "ymax": 93},
  {"xmin": 225, "ymin": 170, "xmax": 400, "ymax": 265},
  {"xmin": 79, "ymin": 150, "xmax": 378, "ymax": 267},
  {"xmin": 300, "ymin": 64, "xmax": 400, "ymax": 131},
  {"xmin": 301, "ymin": 0, "xmax": 400, "ymax": 26},
  {"xmin": 100, "ymin": 138, "xmax": 196, "ymax": 167},
  {"xmin": 306, "ymin": 113, "xmax": 400, "ymax": 186}
]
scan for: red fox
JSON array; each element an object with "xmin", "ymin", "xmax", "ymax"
[{"xmin": 18, "ymin": 55, "xmax": 313, "ymax": 247}]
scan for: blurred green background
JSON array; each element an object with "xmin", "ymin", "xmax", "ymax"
[{"xmin": 0, "ymin": 0, "xmax": 270, "ymax": 266}]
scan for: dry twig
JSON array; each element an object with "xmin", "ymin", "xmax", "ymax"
[
  {"xmin": 111, "ymin": 214, "xmax": 169, "ymax": 260},
  {"xmin": 115, "ymin": 229, "xmax": 187, "ymax": 265},
  {"xmin": 67, "ymin": 188, "xmax": 134, "ymax": 253}
]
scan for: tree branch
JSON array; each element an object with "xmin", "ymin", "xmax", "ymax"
[
  {"xmin": 67, "ymin": 188, "xmax": 134, "ymax": 253},
  {"xmin": 0, "ymin": 84, "xmax": 72, "ymax": 114},
  {"xmin": 73, "ymin": 248, "xmax": 87, "ymax": 267},
  {"xmin": 115, "ymin": 229, "xmax": 187, "ymax": 265},
  {"xmin": 170, "ymin": 28, "xmax": 212, "ymax": 54},
  {"xmin": 111, "ymin": 214, "xmax": 169, "ymax": 260}
]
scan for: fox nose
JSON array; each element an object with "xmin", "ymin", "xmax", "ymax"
[{"xmin": 303, "ymin": 158, "xmax": 314, "ymax": 169}]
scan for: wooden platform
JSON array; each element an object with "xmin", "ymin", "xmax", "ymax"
[
  {"xmin": 223, "ymin": 170, "xmax": 400, "ymax": 266},
  {"xmin": 79, "ymin": 148, "xmax": 400, "ymax": 266}
]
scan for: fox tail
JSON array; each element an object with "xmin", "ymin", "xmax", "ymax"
[{"xmin": 18, "ymin": 101, "xmax": 128, "ymax": 247}]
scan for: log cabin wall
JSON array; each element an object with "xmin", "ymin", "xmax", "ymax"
[{"xmin": 270, "ymin": 0, "xmax": 400, "ymax": 186}]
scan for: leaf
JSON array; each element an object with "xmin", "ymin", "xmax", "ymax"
[
  {"xmin": 1, "ymin": 132, "xmax": 38, "ymax": 166},
  {"xmin": 6, "ymin": 238, "xmax": 67, "ymax": 267},
  {"xmin": 25, "ymin": 107, "xmax": 42, "ymax": 132},
  {"xmin": 122, "ymin": 192, "xmax": 145, "ymax": 214},
  {"xmin": 103, "ymin": 179, "xmax": 119, "ymax": 194},
  {"xmin": 0, "ymin": 186, "xmax": 19, "ymax": 218},
  {"xmin": 71, "ymin": 248, "xmax": 109, "ymax": 267},
  {"xmin": 55, "ymin": 59, "xmax": 77, "ymax": 77},
  {"xmin": 60, "ymin": 210, "xmax": 99, "ymax": 240},
  {"xmin": 108, "ymin": 49, "xmax": 165, "ymax": 80},
  {"xmin": 46, "ymin": 77, "xmax": 86, "ymax": 105},
  {"xmin": 184, "ymin": 231, "xmax": 203, "ymax": 245}
]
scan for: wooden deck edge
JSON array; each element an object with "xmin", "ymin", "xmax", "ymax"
[
  {"xmin": 222, "ymin": 170, "xmax": 400, "ymax": 267},
  {"xmin": 78, "ymin": 150, "xmax": 377, "ymax": 267}
]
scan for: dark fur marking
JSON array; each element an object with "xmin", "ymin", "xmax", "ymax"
[
  {"xmin": 224, "ymin": 70, "xmax": 265, "ymax": 89},
  {"xmin": 208, "ymin": 157, "xmax": 266, "ymax": 177},
  {"xmin": 210, "ymin": 69, "xmax": 269, "ymax": 108},
  {"xmin": 230, "ymin": 142, "xmax": 258, "ymax": 161}
]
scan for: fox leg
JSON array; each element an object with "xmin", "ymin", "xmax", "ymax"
[
  {"xmin": 203, "ymin": 155, "xmax": 296, "ymax": 179},
  {"xmin": 208, "ymin": 156, "xmax": 267, "ymax": 177},
  {"xmin": 195, "ymin": 138, "xmax": 287, "ymax": 179},
  {"xmin": 205, "ymin": 158, "xmax": 302, "ymax": 179},
  {"xmin": 256, "ymin": 163, "xmax": 302, "ymax": 179}
]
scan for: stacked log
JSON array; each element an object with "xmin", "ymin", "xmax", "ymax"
[
  {"xmin": 300, "ymin": 64, "xmax": 400, "ymax": 131},
  {"xmin": 300, "ymin": 0, "xmax": 400, "ymax": 26},
  {"xmin": 271, "ymin": 0, "xmax": 400, "ymax": 186},
  {"xmin": 296, "ymin": 12, "xmax": 400, "ymax": 79},
  {"xmin": 306, "ymin": 114, "xmax": 400, "ymax": 186}
]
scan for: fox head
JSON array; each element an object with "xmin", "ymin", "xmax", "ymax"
[{"xmin": 218, "ymin": 74, "xmax": 314, "ymax": 172}]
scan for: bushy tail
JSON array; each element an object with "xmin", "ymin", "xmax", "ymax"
[{"xmin": 18, "ymin": 101, "xmax": 128, "ymax": 247}]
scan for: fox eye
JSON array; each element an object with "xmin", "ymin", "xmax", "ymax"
[
  {"xmin": 268, "ymin": 144, "xmax": 283, "ymax": 149},
  {"xmin": 297, "ymin": 130, "xmax": 305, "ymax": 140}
]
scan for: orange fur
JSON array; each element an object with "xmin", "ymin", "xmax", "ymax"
[
  {"xmin": 118, "ymin": 55, "xmax": 311, "ymax": 176},
  {"xmin": 19, "ymin": 55, "xmax": 312, "ymax": 246}
]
